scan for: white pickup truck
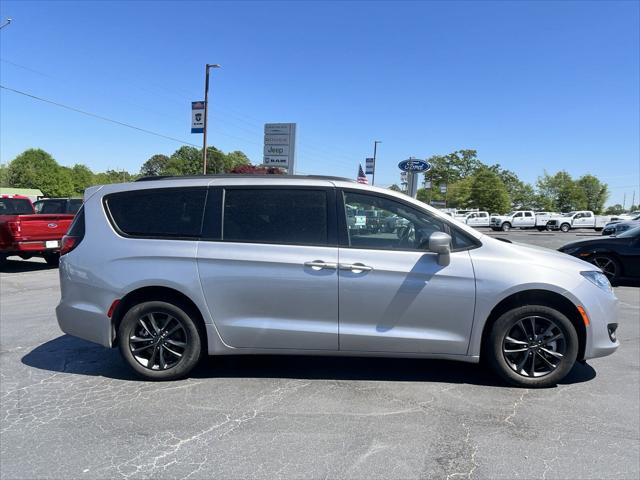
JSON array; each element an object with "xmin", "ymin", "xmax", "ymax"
[
  {"xmin": 490, "ymin": 211, "xmax": 553, "ymax": 231},
  {"xmin": 545, "ymin": 211, "xmax": 615, "ymax": 232},
  {"xmin": 461, "ymin": 211, "xmax": 490, "ymax": 227}
]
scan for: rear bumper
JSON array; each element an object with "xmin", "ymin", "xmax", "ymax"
[
  {"xmin": 56, "ymin": 301, "xmax": 113, "ymax": 347},
  {"xmin": 1, "ymin": 240, "xmax": 61, "ymax": 254}
]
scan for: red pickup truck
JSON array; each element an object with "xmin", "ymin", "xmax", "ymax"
[{"xmin": 0, "ymin": 195, "xmax": 75, "ymax": 266}]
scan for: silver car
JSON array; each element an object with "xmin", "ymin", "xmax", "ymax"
[{"xmin": 56, "ymin": 175, "xmax": 619, "ymax": 387}]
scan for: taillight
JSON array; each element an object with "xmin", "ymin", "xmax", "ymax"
[
  {"xmin": 7, "ymin": 221, "xmax": 21, "ymax": 236},
  {"xmin": 60, "ymin": 235, "xmax": 79, "ymax": 256}
]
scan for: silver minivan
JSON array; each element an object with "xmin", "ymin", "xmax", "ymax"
[{"xmin": 56, "ymin": 175, "xmax": 619, "ymax": 387}]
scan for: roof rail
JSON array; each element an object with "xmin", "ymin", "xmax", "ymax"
[{"xmin": 135, "ymin": 174, "xmax": 355, "ymax": 183}]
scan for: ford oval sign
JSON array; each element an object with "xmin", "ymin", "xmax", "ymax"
[
  {"xmin": 47, "ymin": 223, "xmax": 58, "ymax": 229},
  {"xmin": 398, "ymin": 159, "xmax": 431, "ymax": 173}
]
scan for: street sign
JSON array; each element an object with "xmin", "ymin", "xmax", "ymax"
[
  {"xmin": 264, "ymin": 145, "xmax": 290, "ymax": 156},
  {"xmin": 263, "ymin": 156, "xmax": 289, "ymax": 166},
  {"xmin": 424, "ymin": 180, "xmax": 432, "ymax": 189},
  {"xmin": 264, "ymin": 135, "xmax": 290, "ymax": 145},
  {"xmin": 398, "ymin": 158, "xmax": 431, "ymax": 173},
  {"xmin": 264, "ymin": 123, "xmax": 291, "ymax": 135},
  {"xmin": 440, "ymin": 184, "xmax": 447, "ymax": 194},
  {"xmin": 191, "ymin": 101, "xmax": 205, "ymax": 134},
  {"xmin": 263, "ymin": 123, "xmax": 296, "ymax": 174},
  {"xmin": 365, "ymin": 157, "xmax": 374, "ymax": 175}
]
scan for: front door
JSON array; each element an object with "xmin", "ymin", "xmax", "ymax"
[
  {"xmin": 197, "ymin": 187, "xmax": 339, "ymax": 350},
  {"xmin": 338, "ymin": 190, "xmax": 476, "ymax": 354}
]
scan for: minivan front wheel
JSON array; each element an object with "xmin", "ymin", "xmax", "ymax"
[
  {"xmin": 486, "ymin": 305, "xmax": 578, "ymax": 388},
  {"xmin": 118, "ymin": 301, "xmax": 203, "ymax": 380}
]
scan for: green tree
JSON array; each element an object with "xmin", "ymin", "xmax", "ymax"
[
  {"xmin": 70, "ymin": 164, "xmax": 94, "ymax": 195},
  {"xmin": 0, "ymin": 163, "xmax": 8, "ymax": 185},
  {"xmin": 225, "ymin": 151, "xmax": 251, "ymax": 170},
  {"xmin": 536, "ymin": 171, "xmax": 586, "ymax": 212},
  {"xmin": 469, "ymin": 167, "xmax": 511, "ymax": 213},
  {"xmin": 424, "ymin": 149, "xmax": 483, "ymax": 191},
  {"xmin": 93, "ymin": 169, "xmax": 135, "ymax": 184},
  {"xmin": 387, "ymin": 184, "xmax": 402, "ymax": 192},
  {"xmin": 604, "ymin": 204, "xmax": 625, "ymax": 215},
  {"xmin": 576, "ymin": 174, "xmax": 609, "ymax": 214},
  {"xmin": 445, "ymin": 177, "xmax": 474, "ymax": 208},
  {"xmin": 6, "ymin": 148, "xmax": 74, "ymax": 197},
  {"xmin": 140, "ymin": 154, "xmax": 170, "ymax": 177},
  {"xmin": 164, "ymin": 146, "xmax": 202, "ymax": 176}
]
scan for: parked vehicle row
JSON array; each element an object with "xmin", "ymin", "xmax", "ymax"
[
  {"xmin": 489, "ymin": 210, "xmax": 554, "ymax": 231},
  {"xmin": 559, "ymin": 226, "xmax": 640, "ymax": 284},
  {"xmin": 0, "ymin": 196, "xmax": 79, "ymax": 266},
  {"xmin": 602, "ymin": 214, "xmax": 640, "ymax": 236},
  {"xmin": 56, "ymin": 175, "xmax": 619, "ymax": 387}
]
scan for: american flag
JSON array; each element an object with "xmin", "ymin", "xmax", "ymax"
[{"xmin": 356, "ymin": 164, "xmax": 368, "ymax": 184}]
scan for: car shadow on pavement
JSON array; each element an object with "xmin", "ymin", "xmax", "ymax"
[
  {"xmin": 0, "ymin": 259, "xmax": 57, "ymax": 273},
  {"xmin": 22, "ymin": 335, "xmax": 597, "ymax": 387}
]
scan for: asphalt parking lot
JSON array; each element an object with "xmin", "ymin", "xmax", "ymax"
[{"xmin": 1, "ymin": 230, "xmax": 638, "ymax": 479}]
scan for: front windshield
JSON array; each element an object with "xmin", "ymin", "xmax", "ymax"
[
  {"xmin": 562, "ymin": 212, "xmax": 575, "ymax": 217},
  {"xmin": 505, "ymin": 211, "xmax": 515, "ymax": 216},
  {"xmin": 617, "ymin": 226, "xmax": 640, "ymax": 239}
]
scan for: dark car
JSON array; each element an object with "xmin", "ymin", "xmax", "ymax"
[
  {"xmin": 33, "ymin": 198, "xmax": 83, "ymax": 215},
  {"xmin": 558, "ymin": 226, "xmax": 640, "ymax": 284}
]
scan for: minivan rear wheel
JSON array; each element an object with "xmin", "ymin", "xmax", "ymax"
[
  {"xmin": 118, "ymin": 301, "xmax": 203, "ymax": 381},
  {"xmin": 486, "ymin": 305, "xmax": 578, "ymax": 388}
]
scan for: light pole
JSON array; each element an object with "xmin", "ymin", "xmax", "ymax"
[
  {"xmin": 0, "ymin": 18, "xmax": 11, "ymax": 30},
  {"xmin": 372, "ymin": 140, "xmax": 381, "ymax": 185},
  {"xmin": 202, "ymin": 63, "xmax": 221, "ymax": 175}
]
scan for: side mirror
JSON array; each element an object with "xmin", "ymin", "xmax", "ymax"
[{"xmin": 429, "ymin": 232, "xmax": 452, "ymax": 266}]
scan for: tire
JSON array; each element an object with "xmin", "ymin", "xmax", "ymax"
[
  {"xmin": 594, "ymin": 228, "xmax": 603, "ymax": 232},
  {"xmin": 118, "ymin": 300, "xmax": 203, "ymax": 381},
  {"xmin": 43, "ymin": 252, "xmax": 60, "ymax": 267},
  {"xmin": 485, "ymin": 305, "xmax": 578, "ymax": 388},
  {"xmin": 560, "ymin": 223, "xmax": 571, "ymax": 233},
  {"xmin": 537, "ymin": 227, "xmax": 545, "ymax": 232},
  {"xmin": 501, "ymin": 222, "xmax": 511, "ymax": 232},
  {"xmin": 589, "ymin": 254, "xmax": 621, "ymax": 282},
  {"xmin": 491, "ymin": 227, "xmax": 500, "ymax": 231}
]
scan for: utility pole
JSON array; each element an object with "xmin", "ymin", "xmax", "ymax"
[
  {"xmin": 202, "ymin": 63, "xmax": 221, "ymax": 175},
  {"xmin": 632, "ymin": 191, "xmax": 636, "ymax": 210},
  {"xmin": 623, "ymin": 193, "xmax": 626, "ymax": 211},
  {"xmin": 0, "ymin": 18, "xmax": 11, "ymax": 30},
  {"xmin": 371, "ymin": 141, "xmax": 381, "ymax": 185}
]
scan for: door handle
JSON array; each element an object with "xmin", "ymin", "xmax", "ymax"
[
  {"xmin": 304, "ymin": 260, "xmax": 338, "ymax": 271},
  {"xmin": 339, "ymin": 263, "xmax": 373, "ymax": 272}
]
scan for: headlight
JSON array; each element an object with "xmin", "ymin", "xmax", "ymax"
[
  {"xmin": 581, "ymin": 271, "xmax": 612, "ymax": 293},
  {"xmin": 561, "ymin": 246, "xmax": 582, "ymax": 255}
]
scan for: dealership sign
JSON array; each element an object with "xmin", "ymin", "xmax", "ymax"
[
  {"xmin": 191, "ymin": 101, "xmax": 205, "ymax": 134},
  {"xmin": 263, "ymin": 123, "xmax": 296, "ymax": 174},
  {"xmin": 398, "ymin": 158, "xmax": 431, "ymax": 173}
]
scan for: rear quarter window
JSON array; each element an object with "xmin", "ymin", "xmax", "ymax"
[
  {"xmin": 105, "ymin": 188, "xmax": 207, "ymax": 238},
  {"xmin": 0, "ymin": 198, "xmax": 34, "ymax": 215}
]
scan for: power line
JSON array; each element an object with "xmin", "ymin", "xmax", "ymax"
[{"xmin": 0, "ymin": 85, "xmax": 200, "ymax": 147}]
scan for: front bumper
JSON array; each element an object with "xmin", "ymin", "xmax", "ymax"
[{"xmin": 576, "ymin": 282, "xmax": 620, "ymax": 360}]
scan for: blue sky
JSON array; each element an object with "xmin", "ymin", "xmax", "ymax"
[{"xmin": 1, "ymin": 0, "xmax": 638, "ymax": 206}]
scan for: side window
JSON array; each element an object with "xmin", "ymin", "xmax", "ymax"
[
  {"xmin": 105, "ymin": 188, "xmax": 207, "ymax": 238},
  {"xmin": 68, "ymin": 199, "xmax": 83, "ymax": 214},
  {"xmin": 524, "ymin": 212, "xmax": 533, "ymax": 217},
  {"xmin": 343, "ymin": 191, "xmax": 448, "ymax": 251},
  {"xmin": 514, "ymin": 212, "xmax": 523, "ymax": 218},
  {"xmin": 480, "ymin": 213, "xmax": 488, "ymax": 218},
  {"xmin": 40, "ymin": 201, "xmax": 65, "ymax": 214},
  {"xmin": 223, "ymin": 189, "xmax": 328, "ymax": 246}
]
